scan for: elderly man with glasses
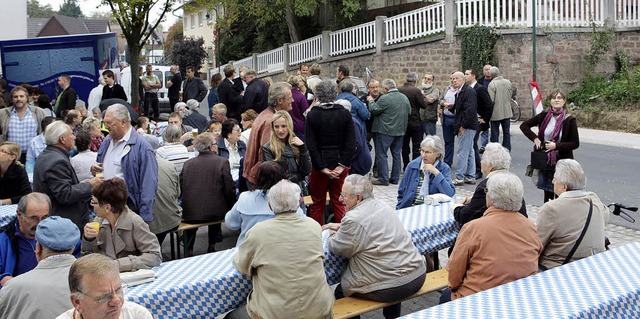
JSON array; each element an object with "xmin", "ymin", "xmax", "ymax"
[
  {"xmin": 56, "ymin": 253, "xmax": 153, "ymax": 319},
  {"xmin": 0, "ymin": 192, "xmax": 52, "ymax": 288}
]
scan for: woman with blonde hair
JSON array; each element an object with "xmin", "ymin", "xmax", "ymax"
[
  {"xmin": 82, "ymin": 117, "xmax": 104, "ymax": 152},
  {"xmin": 240, "ymin": 109, "xmax": 258, "ymax": 144},
  {"xmin": 0, "ymin": 142, "xmax": 32, "ymax": 205},
  {"xmin": 262, "ymin": 110, "xmax": 311, "ymax": 186}
]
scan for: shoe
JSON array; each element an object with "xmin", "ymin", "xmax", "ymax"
[
  {"xmin": 452, "ymin": 178, "xmax": 465, "ymax": 186},
  {"xmin": 464, "ymin": 177, "xmax": 476, "ymax": 185},
  {"xmin": 373, "ymin": 171, "xmax": 379, "ymax": 178},
  {"xmin": 475, "ymin": 173, "xmax": 483, "ymax": 179},
  {"xmin": 371, "ymin": 179, "xmax": 389, "ymax": 186},
  {"xmin": 389, "ymin": 180, "xmax": 399, "ymax": 185}
]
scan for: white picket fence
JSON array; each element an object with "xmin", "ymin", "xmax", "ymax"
[
  {"xmin": 233, "ymin": 56, "xmax": 254, "ymax": 71},
  {"xmin": 617, "ymin": 0, "xmax": 640, "ymax": 26},
  {"xmin": 330, "ymin": 21, "xmax": 376, "ymax": 56},
  {"xmin": 221, "ymin": 0, "xmax": 639, "ymax": 74},
  {"xmin": 289, "ymin": 35, "xmax": 323, "ymax": 66},
  {"xmin": 385, "ymin": 1, "xmax": 446, "ymax": 45},
  {"xmin": 257, "ymin": 47, "xmax": 284, "ymax": 74}
]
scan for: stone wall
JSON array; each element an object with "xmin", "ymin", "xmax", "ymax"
[{"xmin": 264, "ymin": 28, "xmax": 640, "ymax": 119}]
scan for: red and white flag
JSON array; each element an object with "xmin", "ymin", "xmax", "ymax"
[{"xmin": 530, "ymin": 80, "xmax": 544, "ymax": 115}]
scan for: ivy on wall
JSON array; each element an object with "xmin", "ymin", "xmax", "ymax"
[{"xmin": 458, "ymin": 25, "xmax": 499, "ymax": 74}]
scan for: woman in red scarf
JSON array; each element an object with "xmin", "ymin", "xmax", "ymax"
[{"xmin": 520, "ymin": 89, "xmax": 579, "ymax": 202}]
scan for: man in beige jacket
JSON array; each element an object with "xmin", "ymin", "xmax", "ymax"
[
  {"xmin": 487, "ymin": 67, "xmax": 513, "ymax": 151},
  {"xmin": 537, "ymin": 159, "xmax": 609, "ymax": 270}
]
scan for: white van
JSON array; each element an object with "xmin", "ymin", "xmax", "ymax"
[{"xmin": 120, "ymin": 65, "xmax": 173, "ymax": 114}]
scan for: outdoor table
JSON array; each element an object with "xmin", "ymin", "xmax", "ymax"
[
  {"xmin": 126, "ymin": 202, "xmax": 461, "ymax": 318},
  {"xmin": 0, "ymin": 204, "xmax": 17, "ymax": 228},
  {"xmin": 401, "ymin": 241, "xmax": 640, "ymax": 319}
]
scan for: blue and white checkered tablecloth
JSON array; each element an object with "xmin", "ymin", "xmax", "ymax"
[
  {"xmin": 0, "ymin": 204, "xmax": 17, "ymax": 228},
  {"xmin": 126, "ymin": 202, "xmax": 461, "ymax": 318},
  {"xmin": 126, "ymin": 248, "xmax": 252, "ymax": 319},
  {"xmin": 401, "ymin": 242, "xmax": 640, "ymax": 319}
]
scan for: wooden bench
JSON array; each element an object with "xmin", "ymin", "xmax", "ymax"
[
  {"xmin": 332, "ymin": 269, "xmax": 449, "ymax": 319},
  {"xmin": 169, "ymin": 220, "xmax": 224, "ymax": 260}
]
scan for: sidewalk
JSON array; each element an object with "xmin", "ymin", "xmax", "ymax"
[{"xmin": 510, "ymin": 121, "xmax": 640, "ymax": 149}]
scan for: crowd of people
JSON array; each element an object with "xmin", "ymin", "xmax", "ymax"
[{"xmin": 0, "ymin": 62, "xmax": 611, "ymax": 319}]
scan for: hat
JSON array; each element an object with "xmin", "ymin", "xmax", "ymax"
[
  {"xmin": 36, "ymin": 216, "xmax": 80, "ymax": 251},
  {"xmin": 186, "ymin": 99, "xmax": 199, "ymax": 110}
]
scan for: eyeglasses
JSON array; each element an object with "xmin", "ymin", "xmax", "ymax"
[
  {"xmin": 77, "ymin": 284, "xmax": 127, "ymax": 304},
  {"xmin": 420, "ymin": 149, "xmax": 436, "ymax": 154},
  {"xmin": 20, "ymin": 213, "xmax": 50, "ymax": 223},
  {"xmin": 340, "ymin": 192, "xmax": 355, "ymax": 198}
]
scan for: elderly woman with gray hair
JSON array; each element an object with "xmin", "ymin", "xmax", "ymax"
[
  {"xmin": 180, "ymin": 132, "xmax": 236, "ymax": 253},
  {"xmin": 156, "ymin": 123, "xmax": 190, "ymax": 174},
  {"xmin": 452, "ymin": 142, "xmax": 527, "ymax": 225},
  {"xmin": 228, "ymin": 180, "xmax": 333, "ymax": 319},
  {"xmin": 397, "ymin": 135, "xmax": 455, "ymax": 209},
  {"xmin": 536, "ymin": 159, "xmax": 609, "ymax": 271},
  {"xmin": 442, "ymin": 172, "xmax": 542, "ymax": 303}
]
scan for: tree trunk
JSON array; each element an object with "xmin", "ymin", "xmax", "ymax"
[
  {"xmin": 285, "ymin": 2, "xmax": 301, "ymax": 43},
  {"xmin": 129, "ymin": 45, "xmax": 142, "ymax": 111}
]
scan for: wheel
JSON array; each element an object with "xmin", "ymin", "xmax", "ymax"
[{"xmin": 510, "ymin": 99, "xmax": 521, "ymax": 122}]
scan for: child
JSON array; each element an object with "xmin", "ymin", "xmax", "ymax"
[{"xmin": 136, "ymin": 116, "xmax": 150, "ymax": 135}]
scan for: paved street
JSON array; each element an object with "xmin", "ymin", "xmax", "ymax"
[{"xmin": 168, "ymin": 122, "xmax": 640, "ymax": 319}]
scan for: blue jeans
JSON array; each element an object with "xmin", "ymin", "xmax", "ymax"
[
  {"xmin": 455, "ymin": 128, "xmax": 476, "ymax": 180},
  {"xmin": 479, "ymin": 130, "xmax": 489, "ymax": 150},
  {"xmin": 442, "ymin": 116, "xmax": 456, "ymax": 167},
  {"xmin": 490, "ymin": 118, "xmax": 511, "ymax": 151},
  {"xmin": 421, "ymin": 120, "xmax": 437, "ymax": 137},
  {"xmin": 375, "ymin": 133, "xmax": 403, "ymax": 184}
]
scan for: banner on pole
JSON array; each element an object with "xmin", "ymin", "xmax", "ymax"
[{"xmin": 530, "ymin": 80, "xmax": 544, "ymax": 115}]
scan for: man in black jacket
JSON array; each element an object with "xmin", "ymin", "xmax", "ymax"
[
  {"xmin": 449, "ymin": 71, "xmax": 478, "ymax": 186},
  {"xmin": 181, "ymin": 66, "xmax": 207, "ymax": 103},
  {"xmin": 218, "ymin": 64, "xmax": 243, "ymax": 121},
  {"xmin": 398, "ymin": 72, "xmax": 428, "ymax": 168},
  {"xmin": 464, "ymin": 68, "xmax": 493, "ymax": 179},
  {"xmin": 101, "ymin": 70, "xmax": 127, "ymax": 101},
  {"xmin": 53, "ymin": 75, "xmax": 77, "ymax": 118},
  {"xmin": 241, "ymin": 70, "xmax": 269, "ymax": 113}
]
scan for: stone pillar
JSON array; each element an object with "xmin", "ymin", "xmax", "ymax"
[
  {"xmin": 322, "ymin": 30, "xmax": 332, "ymax": 60},
  {"xmin": 375, "ymin": 16, "xmax": 387, "ymax": 55},
  {"xmin": 603, "ymin": 0, "xmax": 616, "ymax": 25},
  {"xmin": 444, "ymin": 0, "xmax": 455, "ymax": 41},
  {"xmin": 283, "ymin": 43, "xmax": 290, "ymax": 71}
]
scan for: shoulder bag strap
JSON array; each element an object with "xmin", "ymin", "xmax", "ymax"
[{"xmin": 563, "ymin": 199, "xmax": 593, "ymax": 265}]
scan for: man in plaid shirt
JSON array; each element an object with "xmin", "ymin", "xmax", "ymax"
[{"xmin": 0, "ymin": 86, "xmax": 46, "ymax": 163}]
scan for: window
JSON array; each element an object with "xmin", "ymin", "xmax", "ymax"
[
  {"xmin": 199, "ymin": 11, "xmax": 204, "ymax": 26},
  {"xmin": 191, "ymin": 14, "xmax": 195, "ymax": 28}
]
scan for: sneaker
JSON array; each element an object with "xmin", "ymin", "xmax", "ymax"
[
  {"xmin": 371, "ymin": 179, "xmax": 389, "ymax": 186},
  {"xmin": 464, "ymin": 177, "xmax": 476, "ymax": 185},
  {"xmin": 452, "ymin": 178, "xmax": 465, "ymax": 186}
]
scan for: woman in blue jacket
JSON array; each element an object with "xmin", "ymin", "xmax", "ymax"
[{"xmin": 397, "ymin": 135, "xmax": 455, "ymax": 210}]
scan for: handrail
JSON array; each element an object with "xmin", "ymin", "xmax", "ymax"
[
  {"xmin": 289, "ymin": 35, "xmax": 323, "ymax": 65},
  {"xmin": 385, "ymin": 2, "xmax": 446, "ymax": 45},
  {"xmin": 330, "ymin": 21, "xmax": 376, "ymax": 56}
]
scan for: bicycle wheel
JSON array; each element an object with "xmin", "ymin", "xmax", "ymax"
[{"xmin": 510, "ymin": 99, "xmax": 521, "ymax": 122}]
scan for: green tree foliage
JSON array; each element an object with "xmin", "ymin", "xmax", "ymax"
[
  {"xmin": 101, "ymin": 0, "xmax": 175, "ymax": 108},
  {"xmin": 164, "ymin": 20, "xmax": 183, "ymax": 62},
  {"xmin": 170, "ymin": 37, "xmax": 208, "ymax": 73},
  {"xmin": 58, "ymin": 0, "xmax": 84, "ymax": 18},
  {"xmin": 458, "ymin": 25, "xmax": 499, "ymax": 75},
  {"xmin": 27, "ymin": 0, "xmax": 56, "ymax": 18}
]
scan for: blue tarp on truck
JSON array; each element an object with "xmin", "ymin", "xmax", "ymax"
[{"xmin": 0, "ymin": 33, "xmax": 119, "ymax": 104}]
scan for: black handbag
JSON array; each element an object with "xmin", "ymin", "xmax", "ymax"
[{"xmin": 530, "ymin": 150, "xmax": 549, "ymax": 170}]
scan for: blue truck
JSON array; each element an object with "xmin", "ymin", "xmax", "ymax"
[{"xmin": 0, "ymin": 33, "xmax": 119, "ymax": 104}]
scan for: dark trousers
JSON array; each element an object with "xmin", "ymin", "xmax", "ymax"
[
  {"xmin": 442, "ymin": 116, "xmax": 456, "ymax": 167},
  {"xmin": 439, "ymin": 287, "xmax": 452, "ymax": 304},
  {"xmin": 183, "ymin": 223, "xmax": 222, "ymax": 254},
  {"xmin": 402, "ymin": 124, "xmax": 423, "ymax": 168},
  {"xmin": 155, "ymin": 225, "xmax": 179, "ymax": 246},
  {"xmin": 490, "ymin": 118, "xmax": 511, "ymax": 151},
  {"xmin": 334, "ymin": 272, "xmax": 426, "ymax": 319},
  {"xmin": 169, "ymin": 97, "xmax": 179, "ymax": 111},
  {"xmin": 473, "ymin": 129, "xmax": 487, "ymax": 177},
  {"xmin": 144, "ymin": 92, "xmax": 159, "ymax": 121}
]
